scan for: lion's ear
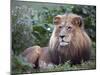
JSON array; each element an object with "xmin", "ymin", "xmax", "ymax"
[
  {"xmin": 72, "ymin": 16, "xmax": 84, "ymax": 28},
  {"xmin": 54, "ymin": 15, "xmax": 62, "ymax": 25}
]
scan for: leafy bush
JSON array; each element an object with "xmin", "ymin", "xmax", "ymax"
[{"xmin": 11, "ymin": 6, "xmax": 36, "ymax": 55}]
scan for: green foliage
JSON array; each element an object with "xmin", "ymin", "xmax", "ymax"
[
  {"xmin": 11, "ymin": 6, "xmax": 36, "ymax": 55},
  {"xmin": 32, "ymin": 24, "xmax": 53, "ymax": 47},
  {"xmin": 11, "ymin": 55, "xmax": 96, "ymax": 74},
  {"xmin": 11, "ymin": 55, "xmax": 33, "ymax": 75},
  {"xmin": 11, "ymin": 1, "xmax": 96, "ymax": 74},
  {"xmin": 46, "ymin": 60, "xmax": 96, "ymax": 72}
]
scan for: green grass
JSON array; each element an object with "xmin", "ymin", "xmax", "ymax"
[
  {"xmin": 37, "ymin": 60, "xmax": 96, "ymax": 73},
  {"xmin": 12, "ymin": 55, "xmax": 96, "ymax": 75}
]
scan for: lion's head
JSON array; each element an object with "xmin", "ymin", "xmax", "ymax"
[{"xmin": 49, "ymin": 13, "xmax": 91, "ymax": 64}]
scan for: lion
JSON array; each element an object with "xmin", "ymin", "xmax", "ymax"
[
  {"xmin": 49, "ymin": 13, "xmax": 91, "ymax": 65},
  {"xmin": 21, "ymin": 13, "xmax": 92, "ymax": 69}
]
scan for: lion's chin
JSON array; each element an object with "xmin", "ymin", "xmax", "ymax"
[{"xmin": 60, "ymin": 42, "xmax": 69, "ymax": 46}]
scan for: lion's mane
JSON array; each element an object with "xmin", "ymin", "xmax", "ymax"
[{"xmin": 49, "ymin": 13, "xmax": 91, "ymax": 64}]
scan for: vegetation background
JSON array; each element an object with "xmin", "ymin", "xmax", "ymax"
[{"xmin": 11, "ymin": 0, "xmax": 96, "ymax": 74}]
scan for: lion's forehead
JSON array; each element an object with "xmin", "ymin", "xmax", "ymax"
[{"xmin": 60, "ymin": 14, "xmax": 79, "ymax": 23}]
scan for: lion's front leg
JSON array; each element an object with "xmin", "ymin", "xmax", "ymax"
[
  {"xmin": 38, "ymin": 60, "xmax": 54, "ymax": 70},
  {"xmin": 38, "ymin": 47, "xmax": 54, "ymax": 70}
]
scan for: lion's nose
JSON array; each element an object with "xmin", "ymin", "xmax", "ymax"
[{"xmin": 60, "ymin": 35, "xmax": 65, "ymax": 38}]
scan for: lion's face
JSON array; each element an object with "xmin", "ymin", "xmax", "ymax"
[
  {"xmin": 53, "ymin": 14, "xmax": 83, "ymax": 46},
  {"xmin": 58, "ymin": 23, "xmax": 74, "ymax": 46}
]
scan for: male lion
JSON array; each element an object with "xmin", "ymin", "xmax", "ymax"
[{"xmin": 21, "ymin": 13, "xmax": 91, "ymax": 69}]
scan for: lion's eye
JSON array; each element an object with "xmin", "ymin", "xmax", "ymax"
[
  {"xmin": 67, "ymin": 26, "xmax": 72, "ymax": 31},
  {"xmin": 59, "ymin": 26, "xmax": 62, "ymax": 28}
]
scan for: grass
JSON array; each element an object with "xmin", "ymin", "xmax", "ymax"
[
  {"xmin": 12, "ymin": 57, "xmax": 96, "ymax": 75},
  {"xmin": 36, "ymin": 60, "xmax": 96, "ymax": 73}
]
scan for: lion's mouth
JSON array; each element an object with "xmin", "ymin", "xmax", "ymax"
[{"xmin": 60, "ymin": 41, "xmax": 69, "ymax": 46}]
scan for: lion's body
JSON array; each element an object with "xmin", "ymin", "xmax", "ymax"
[
  {"xmin": 22, "ymin": 46, "xmax": 53, "ymax": 69},
  {"xmin": 22, "ymin": 13, "xmax": 91, "ymax": 69}
]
